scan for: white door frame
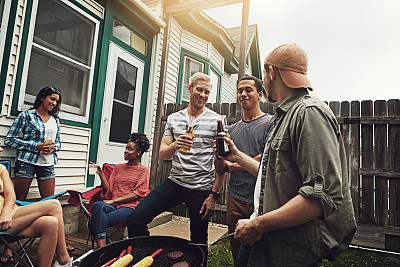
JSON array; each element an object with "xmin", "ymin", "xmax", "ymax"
[{"xmin": 96, "ymin": 42, "xmax": 145, "ymax": 184}]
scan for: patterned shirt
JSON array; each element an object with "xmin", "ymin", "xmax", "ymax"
[
  {"xmin": 163, "ymin": 107, "xmax": 221, "ymax": 190},
  {"xmin": 101, "ymin": 164, "xmax": 150, "ymax": 209},
  {"xmin": 5, "ymin": 110, "xmax": 61, "ymax": 164}
]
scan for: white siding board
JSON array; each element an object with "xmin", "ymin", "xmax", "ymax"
[
  {"xmin": 210, "ymin": 46, "xmax": 224, "ymax": 71},
  {"xmin": 221, "ymin": 73, "xmax": 238, "ymax": 103},
  {"xmin": 57, "ymin": 159, "xmax": 88, "ymax": 168}
]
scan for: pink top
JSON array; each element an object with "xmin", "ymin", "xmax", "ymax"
[{"xmin": 102, "ymin": 164, "xmax": 150, "ymax": 209}]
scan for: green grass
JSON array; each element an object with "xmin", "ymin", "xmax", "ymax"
[
  {"xmin": 207, "ymin": 238, "xmax": 234, "ymax": 266},
  {"xmin": 207, "ymin": 240, "xmax": 400, "ymax": 267}
]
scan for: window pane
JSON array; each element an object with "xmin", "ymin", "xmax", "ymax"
[
  {"xmin": 109, "ymin": 58, "xmax": 137, "ymax": 143},
  {"xmin": 113, "ymin": 19, "xmax": 147, "ymax": 56},
  {"xmin": 33, "ymin": 0, "xmax": 95, "ymax": 65},
  {"xmin": 114, "ymin": 58, "xmax": 137, "ymax": 105},
  {"xmin": 109, "ymin": 101, "xmax": 133, "ymax": 143},
  {"xmin": 209, "ymin": 68, "xmax": 220, "ymax": 103},
  {"xmin": 182, "ymin": 56, "xmax": 203, "ymax": 102},
  {"xmin": 25, "ymin": 46, "xmax": 89, "ymax": 116},
  {"xmin": 113, "ymin": 19, "xmax": 131, "ymax": 45}
]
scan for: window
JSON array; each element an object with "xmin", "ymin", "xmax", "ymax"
[
  {"xmin": 18, "ymin": 0, "xmax": 99, "ymax": 123},
  {"xmin": 178, "ymin": 49, "xmax": 223, "ymax": 104},
  {"xmin": 113, "ymin": 19, "xmax": 148, "ymax": 56},
  {"xmin": 208, "ymin": 68, "xmax": 221, "ymax": 103},
  {"xmin": 181, "ymin": 56, "xmax": 204, "ymax": 102}
]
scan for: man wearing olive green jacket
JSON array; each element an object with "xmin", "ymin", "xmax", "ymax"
[{"xmin": 220, "ymin": 44, "xmax": 356, "ymax": 267}]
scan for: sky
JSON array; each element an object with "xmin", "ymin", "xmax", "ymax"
[{"xmin": 204, "ymin": 0, "xmax": 400, "ymax": 102}]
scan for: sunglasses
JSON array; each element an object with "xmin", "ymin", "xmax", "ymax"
[{"xmin": 48, "ymin": 86, "xmax": 61, "ymax": 95}]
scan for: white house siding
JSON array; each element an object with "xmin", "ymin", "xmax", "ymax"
[
  {"xmin": 181, "ymin": 30, "xmax": 208, "ymax": 58},
  {"xmin": 221, "ymin": 72, "xmax": 238, "ymax": 103},
  {"xmin": 163, "ymin": 18, "xmax": 182, "ymax": 103},
  {"xmin": 210, "ymin": 46, "xmax": 224, "ymax": 72},
  {"xmin": 2, "ymin": 0, "xmax": 27, "ymax": 116},
  {"xmin": 0, "ymin": 0, "xmax": 102, "ymax": 199}
]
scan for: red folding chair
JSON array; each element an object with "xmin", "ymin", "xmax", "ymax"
[{"xmin": 67, "ymin": 163, "xmax": 127, "ymax": 253}]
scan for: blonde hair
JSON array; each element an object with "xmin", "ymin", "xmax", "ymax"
[{"xmin": 189, "ymin": 72, "xmax": 212, "ymax": 88}]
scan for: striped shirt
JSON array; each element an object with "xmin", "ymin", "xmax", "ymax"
[
  {"xmin": 5, "ymin": 110, "xmax": 61, "ymax": 164},
  {"xmin": 164, "ymin": 107, "xmax": 221, "ymax": 190}
]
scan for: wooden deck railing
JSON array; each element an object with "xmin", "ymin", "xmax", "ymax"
[{"xmin": 149, "ymin": 99, "xmax": 400, "ymax": 253}]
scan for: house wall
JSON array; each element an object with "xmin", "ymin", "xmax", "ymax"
[
  {"xmin": 163, "ymin": 18, "xmax": 234, "ymax": 103},
  {"xmin": 0, "ymin": 0, "xmax": 101, "ymax": 198}
]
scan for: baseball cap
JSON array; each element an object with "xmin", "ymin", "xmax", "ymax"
[{"xmin": 264, "ymin": 44, "xmax": 312, "ymax": 90}]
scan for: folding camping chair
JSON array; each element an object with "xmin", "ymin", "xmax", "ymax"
[
  {"xmin": 67, "ymin": 163, "xmax": 127, "ymax": 253},
  {"xmin": 0, "ymin": 159, "xmax": 67, "ymax": 267}
]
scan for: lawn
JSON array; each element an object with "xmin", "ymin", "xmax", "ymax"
[{"xmin": 207, "ymin": 239, "xmax": 400, "ymax": 267}]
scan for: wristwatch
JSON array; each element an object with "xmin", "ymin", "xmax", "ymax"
[{"xmin": 210, "ymin": 191, "xmax": 221, "ymax": 200}]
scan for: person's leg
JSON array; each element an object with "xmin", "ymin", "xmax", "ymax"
[
  {"xmin": 36, "ymin": 165, "xmax": 56, "ymax": 199},
  {"xmin": 235, "ymin": 243, "xmax": 252, "ymax": 267},
  {"xmin": 127, "ymin": 179, "xmax": 181, "ymax": 238},
  {"xmin": 90, "ymin": 201, "xmax": 124, "ymax": 248},
  {"xmin": 184, "ymin": 188, "xmax": 210, "ymax": 265},
  {"xmin": 17, "ymin": 216, "xmax": 59, "ymax": 267},
  {"xmin": 226, "ymin": 196, "xmax": 254, "ymax": 265},
  {"xmin": 13, "ymin": 177, "xmax": 33, "ymax": 201},
  {"xmin": 8, "ymin": 200, "xmax": 70, "ymax": 265},
  {"xmin": 1, "ymin": 161, "xmax": 34, "ymax": 263}
]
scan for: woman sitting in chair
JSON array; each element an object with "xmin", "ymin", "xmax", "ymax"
[
  {"xmin": 0, "ymin": 146, "xmax": 72, "ymax": 267},
  {"xmin": 90, "ymin": 132, "xmax": 150, "ymax": 248}
]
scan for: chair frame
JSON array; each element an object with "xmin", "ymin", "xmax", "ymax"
[{"xmin": 67, "ymin": 163, "xmax": 127, "ymax": 253}]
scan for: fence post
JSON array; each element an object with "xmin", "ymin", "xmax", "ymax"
[
  {"xmin": 350, "ymin": 101, "xmax": 360, "ymax": 221},
  {"xmin": 387, "ymin": 99, "xmax": 400, "ymax": 252},
  {"xmin": 374, "ymin": 100, "xmax": 388, "ymax": 226}
]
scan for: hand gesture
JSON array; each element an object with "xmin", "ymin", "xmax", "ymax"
[
  {"xmin": 234, "ymin": 219, "xmax": 263, "ymax": 244},
  {"xmin": 175, "ymin": 134, "xmax": 194, "ymax": 151},
  {"xmin": 36, "ymin": 142, "xmax": 54, "ymax": 154},
  {"xmin": 199, "ymin": 195, "xmax": 216, "ymax": 220},
  {"xmin": 89, "ymin": 162, "xmax": 103, "ymax": 174},
  {"xmin": 0, "ymin": 211, "xmax": 12, "ymax": 231}
]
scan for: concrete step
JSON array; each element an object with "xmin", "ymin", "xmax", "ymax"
[
  {"xmin": 149, "ymin": 216, "xmax": 228, "ymax": 244},
  {"xmin": 148, "ymin": 211, "xmax": 173, "ymax": 228}
]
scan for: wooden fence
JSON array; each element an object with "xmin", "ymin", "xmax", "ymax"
[{"xmin": 150, "ymin": 99, "xmax": 400, "ymax": 253}]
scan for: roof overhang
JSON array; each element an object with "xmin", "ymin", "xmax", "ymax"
[
  {"xmin": 174, "ymin": 11, "xmax": 239, "ymax": 73},
  {"xmin": 119, "ymin": 0, "xmax": 166, "ymax": 32}
]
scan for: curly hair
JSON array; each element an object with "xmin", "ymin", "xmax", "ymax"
[{"xmin": 128, "ymin": 132, "xmax": 150, "ymax": 157}]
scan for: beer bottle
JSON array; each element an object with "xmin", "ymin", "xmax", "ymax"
[
  {"xmin": 181, "ymin": 125, "xmax": 194, "ymax": 153},
  {"xmin": 216, "ymin": 120, "xmax": 230, "ymax": 156}
]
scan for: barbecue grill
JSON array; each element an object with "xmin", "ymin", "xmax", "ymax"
[{"xmin": 75, "ymin": 236, "xmax": 205, "ymax": 267}]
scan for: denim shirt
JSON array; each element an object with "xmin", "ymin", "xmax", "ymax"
[
  {"xmin": 5, "ymin": 110, "xmax": 61, "ymax": 164},
  {"xmin": 248, "ymin": 90, "xmax": 356, "ymax": 266}
]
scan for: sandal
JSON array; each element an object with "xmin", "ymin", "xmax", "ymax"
[{"xmin": 0, "ymin": 254, "xmax": 14, "ymax": 264}]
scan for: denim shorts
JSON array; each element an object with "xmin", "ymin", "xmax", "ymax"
[{"xmin": 14, "ymin": 160, "xmax": 55, "ymax": 181}]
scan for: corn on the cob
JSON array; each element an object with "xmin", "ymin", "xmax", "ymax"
[
  {"xmin": 110, "ymin": 254, "xmax": 133, "ymax": 267},
  {"xmin": 133, "ymin": 256, "xmax": 153, "ymax": 267},
  {"xmin": 133, "ymin": 248, "xmax": 163, "ymax": 267}
]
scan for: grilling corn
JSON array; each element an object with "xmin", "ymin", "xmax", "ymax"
[
  {"xmin": 133, "ymin": 248, "xmax": 163, "ymax": 267},
  {"xmin": 110, "ymin": 254, "xmax": 133, "ymax": 267},
  {"xmin": 133, "ymin": 256, "xmax": 153, "ymax": 267}
]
